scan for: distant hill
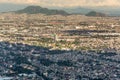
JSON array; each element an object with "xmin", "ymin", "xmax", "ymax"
[
  {"xmin": 88, "ymin": 6, "xmax": 120, "ymax": 16},
  {"xmin": 1, "ymin": 4, "xmax": 120, "ymax": 16},
  {"xmin": 59, "ymin": 6, "xmax": 120, "ymax": 16},
  {"xmin": 85, "ymin": 11, "xmax": 107, "ymax": 17},
  {"xmin": 59, "ymin": 7, "xmax": 92, "ymax": 14},
  {"xmin": 15, "ymin": 6, "xmax": 69, "ymax": 15}
]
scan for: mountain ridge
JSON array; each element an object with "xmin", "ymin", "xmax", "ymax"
[
  {"xmin": 85, "ymin": 11, "xmax": 108, "ymax": 17},
  {"xmin": 0, "ymin": 4, "xmax": 120, "ymax": 16},
  {"xmin": 14, "ymin": 6, "xmax": 69, "ymax": 15}
]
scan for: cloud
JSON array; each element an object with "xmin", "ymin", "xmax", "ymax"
[
  {"xmin": 0, "ymin": 0, "xmax": 120, "ymax": 7},
  {"xmin": 0, "ymin": 0, "xmax": 38, "ymax": 4}
]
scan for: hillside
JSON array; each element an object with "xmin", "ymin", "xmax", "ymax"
[
  {"xmin": 0, "ymin": 4, "xmax": 120, "ymax": 16},
  {"xmin": 86, "ymin": 11, "xmax": 107, "ymax": 17},
  {"xmin": 59, "ymin": 7, "xmax": 92, "ymax": 14},
  {"xmin": 15, "ymin": 6, "xmax": 69, "ymax": 15}
]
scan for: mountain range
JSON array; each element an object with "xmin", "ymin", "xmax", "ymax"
[
  {"xmin": 57, "ymin": 6, "xmax": 120, "ymax": 16},
  {"xmin": 85, "ymin": 11, "xmax": 107, "ymax": 17},
  {"xmin": 14, "ymin": 6, "xmax": 69, "ymax": 15},
  {"xmin": 13, "ymin": 6, "xmax": 107, "ymax": 17},
  {"xmin": 0, "ymin": 3, "xmax": 120, "ymax": 16}
]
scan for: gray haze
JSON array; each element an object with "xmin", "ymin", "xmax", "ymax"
[{"xmin": 0, "ymin": 3, "xmax": 28, "ymax": 12}]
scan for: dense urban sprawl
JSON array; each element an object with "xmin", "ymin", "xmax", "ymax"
[{"xmin": 0, "ymin": 13, "xmax": 120, "ymax": 79}]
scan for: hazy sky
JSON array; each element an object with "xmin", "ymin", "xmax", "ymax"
[{"xmin": 0, "ymin": 0, "xmax": 120, "ymax": 7}]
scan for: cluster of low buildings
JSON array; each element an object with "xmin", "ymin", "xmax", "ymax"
[{"xmin": 0, "ymin": 13, "xmax": 120, "ymax": 51}]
